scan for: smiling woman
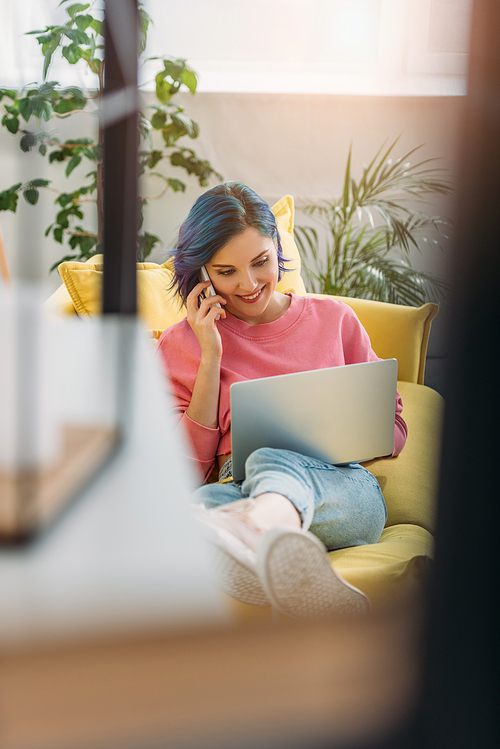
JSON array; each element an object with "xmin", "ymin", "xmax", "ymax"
[
  {"xmin": 170, "ymin": 182, "xmax": 290, "ymax": 304},
  {"xmin": 155, "ymin": 181, "xmax": 408, "ymax": 620}
]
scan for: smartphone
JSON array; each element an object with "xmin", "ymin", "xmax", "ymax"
[{"xmin": 199, "ymin": 266, "xmax": 222, "ymax": 309}]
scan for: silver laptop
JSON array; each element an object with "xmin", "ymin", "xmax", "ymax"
[{"xmin": 230, "ymin": 359, "xmax": 398, "ymax": 481}]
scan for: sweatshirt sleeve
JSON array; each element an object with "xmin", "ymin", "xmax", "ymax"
[
  {"xmin": 392, "ymin": 393, "xmax": 408, "ymax": 457},
  {"xmin": 155, "ymin": 326, "xmax": 220, "ymax": 482},
  {"xmin": 176, "ymin": 413, "xmax": 221, "ymax": 482}
]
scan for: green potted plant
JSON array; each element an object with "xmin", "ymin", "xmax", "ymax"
[
  {"xmin": 294, "ymin": 138, "xmax": 452, "ymax": 306},
  {"xmin": 0, "ymin": 0, "xmax": 222, "ymax": 272}
]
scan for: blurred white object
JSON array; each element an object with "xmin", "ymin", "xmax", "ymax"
[
  {"xmin": 51, "ymin": 315, "xmax": 122, "ymax": 428},
  {"xmin": 0, "ymin": 283, "xmax": 62, "ymax": 472},
  {"xmin": 0, "ymin": 315, "xmax": 228, "ymax": 642}
]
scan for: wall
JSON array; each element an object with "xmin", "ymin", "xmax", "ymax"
[{"xmin": 142, "ymin": 91, "xmax": 464, "ymax": 360}]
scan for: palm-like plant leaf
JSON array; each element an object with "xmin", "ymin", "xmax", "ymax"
[{"xmin": 296, "ymin": 138, "xmax": 452, "ymax": 305}]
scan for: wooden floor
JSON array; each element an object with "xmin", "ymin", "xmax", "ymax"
[{"xmin": 0, "ymin": 597, "xmax": 423, "ymax": 749}]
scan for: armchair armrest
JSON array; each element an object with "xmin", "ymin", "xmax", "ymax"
[{"xmin": 307, "ymin": 294, "xmax": 438, "ymax": 384}]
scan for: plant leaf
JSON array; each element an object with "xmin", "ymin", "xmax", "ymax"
[
  {"xmin": 29, "ymin": 178, "xmax": 51, "ymax": 187},
  {"xmin": 171, "ymin": 111, "xmax": 199, "ymax": 138},
  {"xmin": 167, "ymin": 177, "xmax": 186, "ymax": 192},
  {"xmin": 0, "ymin": 185, "xmax": 21, "ymax": 212},
  {"xmin": 53, "ymin": 226, "xmax": 64, "ymax": 243},
  {"xmin": 32, "ymin": 97, "xmax": 53, "ymax": 121},
  {"xmin": 180, "ymin": 68, "xmax": 197, "ymax": 94},
  {"xmin": 150, "ymin": 110, "xmax": 167, "ymax": 129},
  {"xmin": 89, "ymin": 19, "xmax": 103, "ymax": 35},
  {"xmin": 74, "ymin": 14, "xmax": 93, "ymax": 31},
  {"xmin": 62, "ymin": 43, "xmax": 83, "ymax": 64},
  {"xmin": 20, "ymin": 132, "xmax": 37, "ymax": 151},
  {"xmin": 138, "ymin": 8, "xmax": 151, "ymax": 55},
  {"xmin": 2, "ymin": 115, "xmax": 19, "ymax": 134},
  {"xmin": 42, "ymin": 36, "xmax": 61, "ymax": 79},
  {"xmin": 23, "ymin": 188, "xmax": 39, "ymax": 205},
  {"xmin": 155, "ymin": 73, "xmax": 173, "ymax": 104},
  {"xmin": 137, "ymin": 232, "xmax": 161, "ymax": 261},
  {"xmin": 18, "ymin": 98, "xmax": 34, "ymax": 122},
  {"xmin": 145, "ymin": 149, "xmax": 163, "ymax": 168},
  {"xmin": 64, "ymin": 28, "xmax": 90, "ymax": 45},
  {"xmin": 342, "ymin": 143, "xmax": 352, "ymax": 212},
  {"xmin": 65, "ymin": 3, "xmax": 90, "ymax": 18},
  {"xmin": 66, "ymin": 154, "xmax": 82, "ymax": 176}
]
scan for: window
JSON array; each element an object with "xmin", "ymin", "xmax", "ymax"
[{"xmin": 0, "ymin": 0, "xmax": 472, "ymax": 94}]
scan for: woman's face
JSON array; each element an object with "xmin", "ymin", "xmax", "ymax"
[{"xmin": 206, "ymin": 226, "xmax": 284, "ymax": 325}]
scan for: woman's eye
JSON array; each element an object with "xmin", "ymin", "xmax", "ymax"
[{"xmin": 216, "ymin": 257, "xmax": 268, "ymax": 276}]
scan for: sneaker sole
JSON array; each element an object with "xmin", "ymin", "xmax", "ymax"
[
  {"xmin": 257, "ymin": 527, "xmax": 371, "ymax": 619},
  {"xmin": 195, "ymin": 510, "xmax": 270, "ymax": 607},
  {"xmin": 209, "ymin": 545, "xmax": 271, "ymax": 607}
]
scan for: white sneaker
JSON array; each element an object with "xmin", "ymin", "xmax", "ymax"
[
  {"xmin": 257, "ymin": 527, "xmax": 371, "ymax": 619},
  {"xmin": 193, "ymin": 502, "xmax": 271, "ymax": 607}
]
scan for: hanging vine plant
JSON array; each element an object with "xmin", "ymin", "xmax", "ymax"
[{"xmin": 0, "ymin": 0, "xmax": 222, "ymax": 271}]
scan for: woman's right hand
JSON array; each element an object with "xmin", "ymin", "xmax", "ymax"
[{"xmin": 186, "ymin": 281, "xmax": 227, "ymax": 360}]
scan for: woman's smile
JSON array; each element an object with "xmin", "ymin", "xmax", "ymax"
[{"xmin": 237, "ymin": 286, "xmax": 266, "ymax": 303}]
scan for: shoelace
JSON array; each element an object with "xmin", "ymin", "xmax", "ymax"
[{"xmin": 218, "ymin": 456, "xmax": 233, "ymax": 482}]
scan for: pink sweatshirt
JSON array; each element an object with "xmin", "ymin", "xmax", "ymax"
[{"xmin": 156, "ymin": 294, "xmax": 407, "ymax": 481}]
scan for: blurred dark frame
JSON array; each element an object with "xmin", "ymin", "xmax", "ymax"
[
  {"xmin": 414, "ymin": 0, "xmax": 500, "ymax": 746},
  {"xmin": 372, "ymin": 1, "xmax": 500, "ymax": 747},
  {"xmin": 102, "ymin": 0, "xmax": 138, "ymax": 316},
  {"xmin": 0, "ymin": 0, "xmax": 139, "ymax": 545}
]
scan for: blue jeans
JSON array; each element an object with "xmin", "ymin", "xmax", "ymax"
[{"xmin": 193, "ymin": 447, "xmax": 387, "ymax": 551}]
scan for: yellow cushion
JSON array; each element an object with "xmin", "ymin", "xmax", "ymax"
[
  {"xmin": 272, "ymin": 195, "xmax": 307, "ymax": 296},
  {"xmin": 330, "ymin": 523, "xmax": 434, "ymax": 608},
  {"xmin": 57, "ymin": 255, "xmax": 187, "ymax": 332},
  {"xmin": 363, "ymin": 381, "xmax": 444, "ymax": 533},
  {"xmin": 309, "ymin": 295, "xmax": 438, "ymax": 385}
]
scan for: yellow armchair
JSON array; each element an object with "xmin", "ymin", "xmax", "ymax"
[{"xmin": 45, "ymin": 196, "xmax": 443, "ymax": 611}]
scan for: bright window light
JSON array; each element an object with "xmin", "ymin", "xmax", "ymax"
[
  {"xmin": 325, "ymin": 0, "xmax": 380, "ymax": 63},
  {"xmin": 0, "ymin": 0, "xmax": 472, "ymax": 96}
]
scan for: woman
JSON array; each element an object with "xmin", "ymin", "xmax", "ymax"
[{"xmin": 156, "ymin": 182, "xmax": 407, "ymax": 619}]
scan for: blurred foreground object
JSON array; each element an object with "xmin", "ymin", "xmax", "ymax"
[
  {"xmin": 0, "ymin": 220, "xmax": 11, "ymax": 285},
  {"xmin": 409, "ymin": 1, "xmax": 500, "ymax": 748},
  {"xmin": 0, "ymin": 315, "xmax": 226, "ymax": 641},
  {"xmin": 0, "ymin": 598, "xmax": 422, "ymax": 749},
  {"xmin": 0, "ymin": 284, "xmax": 97, "ymax": 540}
]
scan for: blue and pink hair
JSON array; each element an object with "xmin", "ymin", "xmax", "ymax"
[{"xmin": 171, "ymin": 182, "xmax": 291, "ymax": 304}]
